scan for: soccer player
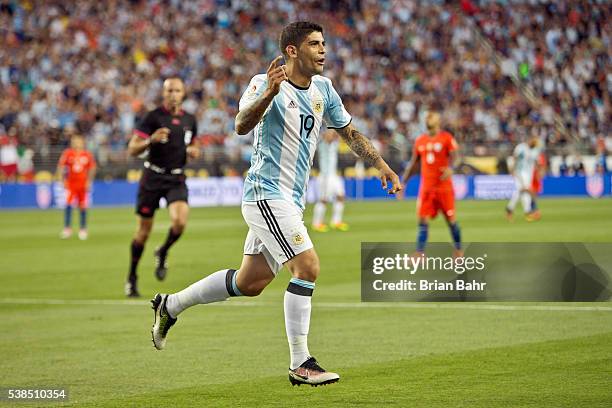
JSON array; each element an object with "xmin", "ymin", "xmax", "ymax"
[
  {"xmin": 529, "ymin": 151, "xmax": 546, "ymax": 216},
  {"xmin": 125, "ymin": 77, "xmax": 200, "ymax": 297},
  {"xmin": 506, "ymin": 134, "xmax": 541, "ymax": 222},
  {"xmin": 312, "ymin": 129, "xmax": 348, "ymax": 232},
  {"xmin": 150, "ymin": 22, "xmax": 401, "ymax": 387},
  {"xmin": 57, "ymin": 134, "xmax": 96, "ymax": 240},
  {"xmin": 401, "ymin": 111, "xmax": 462, "ymax": 256}
]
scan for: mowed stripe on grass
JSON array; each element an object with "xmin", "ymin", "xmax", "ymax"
[
  {"xmin": 71, "ymin": 333, "xmax": 612, "ymax": 408},
  {"xmin": 1, "ymin": 198, "xmax": 611, "ymax": 406},
  {"xmin": 1, "ymin": 297, "xmax": 612, "ymax": 311}
]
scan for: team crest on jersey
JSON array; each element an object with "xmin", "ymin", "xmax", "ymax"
[
  {"xmin": 72, "ymin": 157, "xmax": 87, "ymax": 173},
  {"xmin": 434, "ymin": 142, "xmax": 442, "ymax": 152},
  {"xmin": 312, "ymin": 99, "xmax": 323, "ymax": 114},
  {"xmin": 292, "ymin": 232, "xmax": 305, "ymax": 246}
]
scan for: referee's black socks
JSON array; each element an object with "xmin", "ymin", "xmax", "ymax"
[
  {"xmin": 158, "ymin": 227, "xmax": 182, "ymax": 256},
  {"xmin": 129, "ymin": 240, "xmax": 144, "ymax": 281}
]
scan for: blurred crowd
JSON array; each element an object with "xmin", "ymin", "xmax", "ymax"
[
  {"xmin": 468, "ymin": 0, "xmax": 609, "ymax": 149},
  {"xmin": 0, "ymin": 0, "xmax": 610, "ymax": 180}
]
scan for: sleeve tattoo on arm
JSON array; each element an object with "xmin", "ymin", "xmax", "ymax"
[
  {"xmin": 336, "ymin": 124, "xmax": 381, "ymax": 167},
  {"xmin": 235, "ymin": 94, "xmax": 273, "ymax": 135}
]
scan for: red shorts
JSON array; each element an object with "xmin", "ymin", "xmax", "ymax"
[
  {"xmin": 531, "ymin": 177, "xmax": 542, "ymax": 194},
  {"xmin": 0, "ymin": 163, "xmax": 18, "ymax": 178},
  {"xmin": 66, "ymin": 187, "xmax": 89, "ymax": 209},
  {"xmin": 417, "ymin": 188, "xmax": 455, "ymax": 219}
]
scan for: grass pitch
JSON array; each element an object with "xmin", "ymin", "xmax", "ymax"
[{"xmin": 1, "ymin": 198, "xmax": 611, "ymax": 407}]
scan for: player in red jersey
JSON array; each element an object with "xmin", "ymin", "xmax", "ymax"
[
  {"xmin": 528, "ymin": 152, "xmax": 546, "ymax": 218},
  {"xmin": 56, "ymin": 134, "xmax": 96, "ymax": 240},
  {"xmin": 401, "ymin": 111, "xmax": 462, "ymax": 256}
]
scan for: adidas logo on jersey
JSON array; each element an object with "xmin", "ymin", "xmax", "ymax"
[{"xmin": 287, "ymin": 100, "xmax": 298, "ymax": 109}]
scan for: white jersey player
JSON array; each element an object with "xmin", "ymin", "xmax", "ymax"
[
  {"xmin": 506, "ymin": 135, "xmax": 542, "ymax": 221},
  {"xmin": 149, "ymin": 22, "xmax": 402, "ymax": 387},
  {"xmin": 312, "ymin": 129, "xmax": 348, "ymax": 232}
]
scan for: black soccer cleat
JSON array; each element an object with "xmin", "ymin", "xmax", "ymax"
[
  {"xmin": 151, "ymin": 293, "xmax": 177, "ymax": 350},
  {"xmin": 125, "ymin": 279, "xmax": 140, "ymax": 298},
  {"xmin": 154, "ymin": 248, "xmax": 168, "ymax": 281},
  {"xmin": 288, "ymin": 357, "xmax": 340, "ymax": 387}
]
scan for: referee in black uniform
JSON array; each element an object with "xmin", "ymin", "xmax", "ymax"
[{"xmin": 125, "ymin": 77, "xmax": 200, "ymax": 297}]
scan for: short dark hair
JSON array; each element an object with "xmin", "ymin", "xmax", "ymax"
[{"xmin": 279, "ymin": 21, "xmax": 323, "ymax": 56}]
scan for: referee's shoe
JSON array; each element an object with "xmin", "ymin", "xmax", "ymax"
[
  {"xmin": 124, "ymin": 278, "xmax": 140, "ymax": 298},
  {"xmin": 154, "ymin": 248, "xmax": 168, "ymax": 281}
]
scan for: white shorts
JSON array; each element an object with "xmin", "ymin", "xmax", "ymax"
[
  {"xmin": 514, "ymin": 172, "xmax": 533, "ymax": 191},
  {"xmin": 317, "ymin": 174, "xmax": 345, "ymax": 201},
  {"xmin": 242, "ymin": 199, "xmax": 313, "ymax": 275}
]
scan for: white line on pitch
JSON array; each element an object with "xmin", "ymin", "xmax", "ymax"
[
  {"xmin": 0, "ymin": 298, "xmax": 257, "ymax": 307},
  {"xmin": 0, "ymin": 298, "xmax": 611, "ymax": 312},
  {"xmin": 316, "ymin": 302, "xmax": 612, "ymax": 312}
]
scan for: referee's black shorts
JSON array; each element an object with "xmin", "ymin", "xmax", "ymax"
[{"xmin": 135, "ymin": 169, "xmax": 188, "ymax": 218}]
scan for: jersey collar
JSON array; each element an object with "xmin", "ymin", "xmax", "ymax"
[{"xmin": 287, "ymin": 79, "xmax": 310, "ymax": 91}]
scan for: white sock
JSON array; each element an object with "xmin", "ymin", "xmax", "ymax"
[
  {"xmin": 331, "ymin": 201, "xmax": 344, "ymax": 225},
  {"xmin": 521, "ymin": 192, "xmax": 532, "ymax": 213},
  {"xmin": 165, "ymin": 269, "xmax": 241, "ymax": 318},
  {"xmin": 313, "ymin": 202, "xmax": 326, "ymax": 226},
  {"xmin": 284, "ymin": 277, "xmax": 315, "ymax": 369},
  {"xmin": 508, "ymin": 189, "xmax": 519, "ymax": 211}
]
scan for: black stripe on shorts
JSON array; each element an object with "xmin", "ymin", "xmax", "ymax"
[
  {"xmin": 262, "ymin": 200, "xmax": 295, "ymax": 258},
  {"xmin": 256, "ymin": 200, "xmax": 295, "ymax": 259}
]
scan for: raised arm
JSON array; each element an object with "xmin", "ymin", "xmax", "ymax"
[
  {"xmin": 335, "ymin": 123, "xmax": 402, "ymax": 194},
  {"xmin": 235, "ymin": 93, "xmax": 275, "ymax": 136},
  {"xmin": 235, "ymin": 56, "xmax": 287, "ymax": 135}
]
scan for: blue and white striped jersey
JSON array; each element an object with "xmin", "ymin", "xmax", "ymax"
[
  {"xmin": 239, "ymin": 74, "xmax": 351, "ymax": 210},
  {"xmin": 317, "ymin": 136, "xmax": 339, "ymax": 176},
  {"xmin": 514, "ymin": 142, "xmax": 541, "ymax": 176}
]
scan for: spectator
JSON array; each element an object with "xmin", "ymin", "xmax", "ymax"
[
  {"xmin": 0, "ymin": 0, "xmax": 608, "ymax": 177},
  {"xmin": 0, "ymin": 130, "xmax": 19, "ymax": 182}
]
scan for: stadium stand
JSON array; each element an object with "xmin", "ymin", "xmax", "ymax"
[{"xmin": 0, "ymin": 0, "xmax": 609, "ymax": 181}]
